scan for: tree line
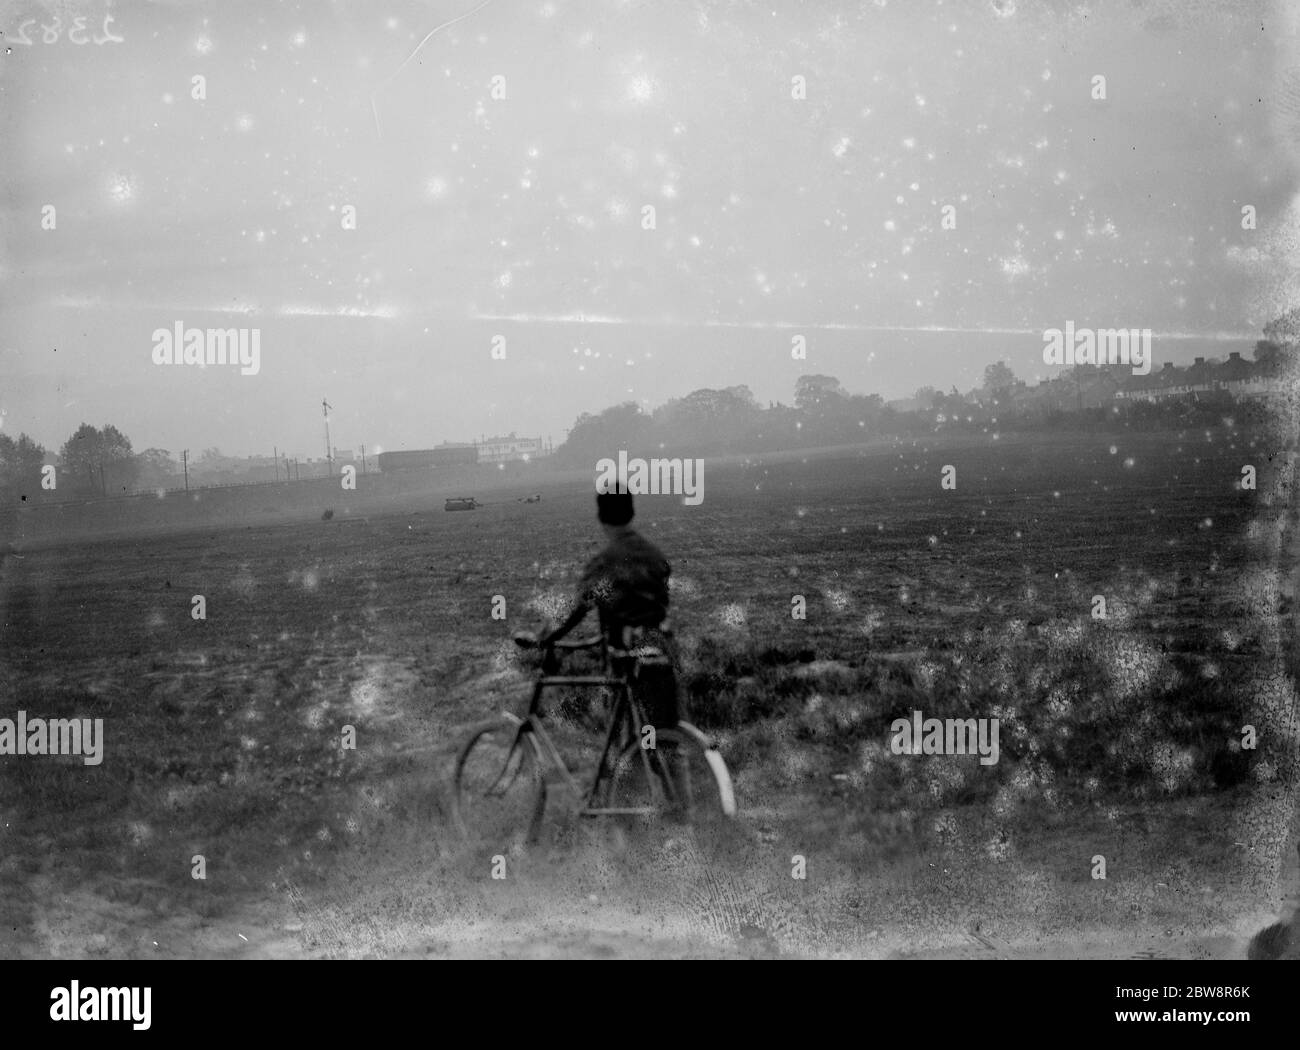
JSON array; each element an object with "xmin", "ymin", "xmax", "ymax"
[
  {"xmin": 0, "ymin": 425, "xmax": 196, "ymax": 502},
  {"xmin": 4, "ymin": 310, "xmax": 1296, "ymax": 504},
  {"xmin": 553, "ymin": 313, "xmax": 1297, "ymax": 464}
]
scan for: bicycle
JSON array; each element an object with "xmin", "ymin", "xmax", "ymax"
[{"xmin": 451, "ymin": 628, "xmax": 737, "ymax": 846}]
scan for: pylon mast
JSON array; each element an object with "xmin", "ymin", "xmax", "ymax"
[{"xmin": 322, "ymin": 398, "xmax": 333, "ymax": 475}]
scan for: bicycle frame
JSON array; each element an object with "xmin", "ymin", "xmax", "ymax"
[{"xmin": 502, "ymin": 639, "xmax": 679, "ymax": 818}]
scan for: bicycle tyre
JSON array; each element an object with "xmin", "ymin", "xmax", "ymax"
[
  {"xmin": 603, "ymin": 723, "xmax": 737, "ymax": 830},
  {"xmin": 451, "ymin": 714, "xmax": 547, "ymax": 847}
]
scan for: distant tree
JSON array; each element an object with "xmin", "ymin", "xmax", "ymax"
[
  {"xmin": 553, "ymin": 402, "xmax": 654, "ymax": 465},
  {"xmin": 1263, "ymin": 308, "xmax": 1300, "ymax": 348},
  {"xmin": 914, "ymin": 385, "xmax": 940, "ymax": 408},
  {"xmin": 982, "ymin": 360, "xmax": 1017, "ymax": 393},
  {"xmin": 723, "ymin": 384, "xmax": 758, "ymax": 410},
  {"xmin": 134, "ymin": 448, "xmax": 177, "ymax": 490},
  {"xmin": 0, "ymin": 432, "xmax": 47, "ymax": 497},
  {"xmin": 935, "ymin": 389, "xmax": 969, "ymax": 414},
  {"xmin": 794, "ymin": 374, "xmax": 847, "ymax": 413},
  {"xmin": 1253, "ymin": 339, "xmax": 1287, "ymax": 374},
  {"xmin": 847, "ymin": 393, "xmax": 886, "ymax": 433},
  {"xmin": 652, "ymin": 386, "xmax": 761, "ymax": 451},
  {"xmin": 58, "ymin": 423, "xmax": 136, "ymax": 496}
]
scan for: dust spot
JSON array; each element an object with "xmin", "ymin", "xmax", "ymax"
[
  {"xmin": 350, "ymin": 672, "xmax": 382, "ymax": 718},
  {"xmin": 822, "ymin": 588, "xmax": 851, "ymax": 612},
  {"xmin": 717, "ymin": 603, "xmax": 747, "ymax": 629},
  {"xmin": 670, "ymin": 576, "xmax": 699, "ymax": 598},
  {"xmin": 1150, "ymin": 742, "xmax": 1195, "ymax": 793},
  {"xmin": 527, "ymin": 589, "xmax": 571, "ymax": 622},
  {"xmin": 858, "ymin": 609, "xmax": 884, "ymax": 635}
]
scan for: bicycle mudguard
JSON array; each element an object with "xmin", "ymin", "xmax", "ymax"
[{"xmin": 672, "ymin": 722, "xmax": 737, "ymax": 817}]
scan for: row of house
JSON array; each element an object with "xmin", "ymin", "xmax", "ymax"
[
  {"xmin": 972, "ymin": 352, "xmax": 1287, "ymax": 413},
  {"xmin": 1113, "ymin": 353, "xmax": 1282, "ymax": 403}
]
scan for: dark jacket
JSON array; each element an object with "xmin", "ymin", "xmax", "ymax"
[{"xmin": 578, "ymin": 526, "xmax": 670, "ymax": 629}]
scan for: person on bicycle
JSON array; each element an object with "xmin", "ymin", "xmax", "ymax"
[{"xmin": 533, "ymin": 489, "xmax": 681, "ymax": 728}]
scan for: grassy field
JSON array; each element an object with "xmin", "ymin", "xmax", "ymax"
[{"xmin": 1, "ymin": 429, "xmax": 1296, "ymax": 958}]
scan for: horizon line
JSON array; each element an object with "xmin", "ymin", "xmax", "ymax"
[{"xmin": 28, "ymin": 299, "xmax": 1261, "ymax": 341}]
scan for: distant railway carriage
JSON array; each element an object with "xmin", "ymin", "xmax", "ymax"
[
  {"xmin": 444, "ymin": 497, "xmax": 479, "ymax": 511},
  {"xmin": 376, "ymin": 446, "xmax": 478, "ymax": 472},
  {"xmin": 433, "ymin": 445, "xmax": 479, "ymax": 468}
]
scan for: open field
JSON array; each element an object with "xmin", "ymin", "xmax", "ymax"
[{"xmin": 1, "ymin": 429, "xmax": 1297, "ymax": 959}]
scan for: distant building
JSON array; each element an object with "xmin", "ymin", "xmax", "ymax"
[
  {"xmin": 1114, "ymin": 352, "xmax": 1284, "ymax": 403},
  {"xmin": 475, "ymin": 432, "xmax": 550, "ymax": 463},
  {"xmin": 376, "ymin": 446, "xmax": 480, "ymax": 472}
]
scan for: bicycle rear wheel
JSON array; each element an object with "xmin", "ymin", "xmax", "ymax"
[
  {"xmin": 604, "ymin": 723, "xmax": 736, "ymax": 833},
  {"xmin": 451, "ymin": 714, "xmax": 547, "ymax": 847}
]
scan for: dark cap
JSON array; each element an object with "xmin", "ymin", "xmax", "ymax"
[{"xmin": 596, "ymin": 489, "xmax": 634, "ymax": 526}]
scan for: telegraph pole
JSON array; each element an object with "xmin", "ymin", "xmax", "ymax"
[
  {"xmin": 360, "ymin": 444, "xmax": 367, "ymax": 475},
  {"xmin": 322, "ymin": 398, "xmax": 333, "ymax": 476},
  {"xmin": 182, "ymin": 450, "xmax": 189, "ymax": 492},
  {"xmin": 273, "ymin": 446, "xmax": 278, "ymax": 482}
]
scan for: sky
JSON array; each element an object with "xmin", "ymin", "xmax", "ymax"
[{"xmin": 2, "ymin": 0, "xmax": 1298, "ymax": 459}]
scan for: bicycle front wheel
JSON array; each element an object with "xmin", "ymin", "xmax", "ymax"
[
  {"xmin": 604, "ymin": 723, "xmax": 737, "ymax": 833},
  {"xmin": 451, "ymin": 714, "xmax": 547, "ymax": 847}
]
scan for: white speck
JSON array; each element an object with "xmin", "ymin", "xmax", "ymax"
[
  {"xmin": 627, "ymin": 75, "xmax": 657, "ymax": 104},
  {"xmin": 106, "ymin": 173, "xmax": 136, "ymax": 205},
  {"xmin": 1000, "ymin": 255, "xmax": 1030, "ymax": 278}
]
